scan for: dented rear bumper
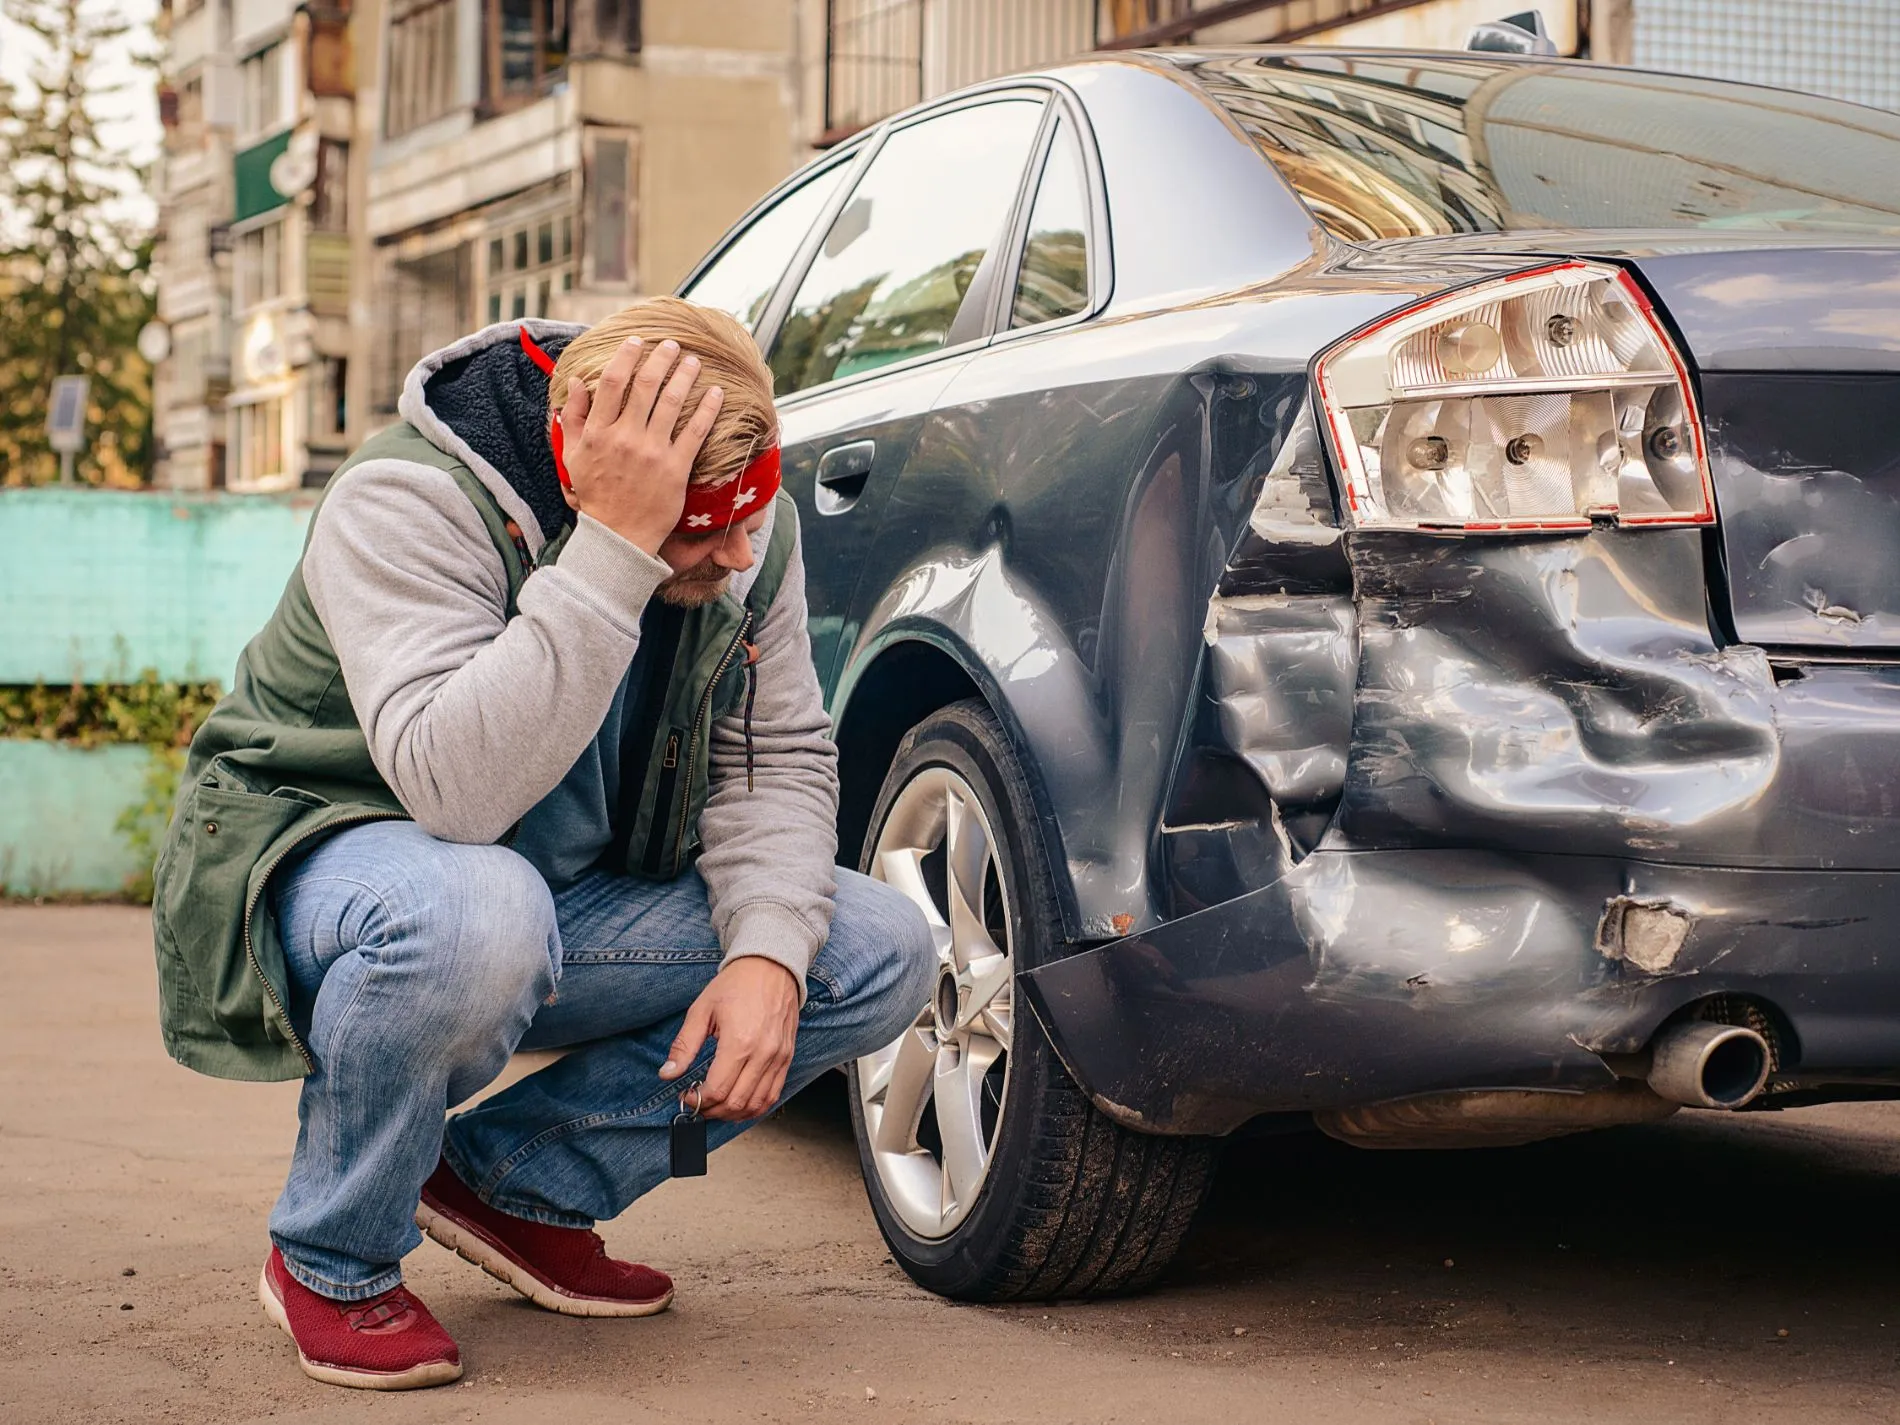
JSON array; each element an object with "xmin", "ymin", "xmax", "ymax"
[{"xmin": 1018, "ymin": 850, "xmax": 1900, "ymax": 1136}]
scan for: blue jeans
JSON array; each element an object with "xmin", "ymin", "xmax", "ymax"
[{"xmin": 266, "ymin": 821, "xmax": 935, "ymax": 1301}]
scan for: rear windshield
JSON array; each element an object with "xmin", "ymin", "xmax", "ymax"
[{"xmin": 1177, "ymin": 53, "xmax": 1900, "ymax": 241}]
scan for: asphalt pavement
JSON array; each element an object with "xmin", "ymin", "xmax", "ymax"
[{"xmin": 3, "ymin": 904, "xmax": 1897, "ymax": 1423}]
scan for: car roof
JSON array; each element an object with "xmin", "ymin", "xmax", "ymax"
[{"xmin": 1114, "ymin": 42, "xmax": 1898, "ymax": 115}]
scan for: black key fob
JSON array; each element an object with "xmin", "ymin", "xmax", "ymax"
[{"xmin": 670, "ymin": 1092, "xmax": 708, "ymax": 1178}]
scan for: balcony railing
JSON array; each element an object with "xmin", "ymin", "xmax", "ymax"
[
  {"xmin": 823, "ymin": 0, "xmax": 1098, "ymax": 141},
  {"xmin": 821, "ymin": 0, "xmax": 1453, "ymax": 140}
]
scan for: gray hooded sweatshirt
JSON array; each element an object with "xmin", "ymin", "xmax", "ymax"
[{"xmin": 299, "ymin": 319, "xmax": 839, "ymax": 990}]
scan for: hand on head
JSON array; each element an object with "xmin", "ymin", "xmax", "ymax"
[{"xmin": 557, "ymin": 337, "xmax": 725, "ymax": 559}]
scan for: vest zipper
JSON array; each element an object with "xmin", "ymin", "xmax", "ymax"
[
  {"xmin": 241, "ymin": 808, "xmax": 405, "ymax": 1073},
  {"xmin": 672, "ymin": 610, "xmax": 755, "ymax": 875}
]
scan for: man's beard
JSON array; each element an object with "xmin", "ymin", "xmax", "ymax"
[{"xmin": 656, "ymin": 560, "xmax": 732, "ymax": 607}]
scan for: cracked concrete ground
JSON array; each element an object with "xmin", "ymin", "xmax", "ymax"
[{"xmin": 3, "ymin": 904, "xmax": 1898, "ymax": 1424}]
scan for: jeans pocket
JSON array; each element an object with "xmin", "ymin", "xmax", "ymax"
[{"xmin": 802, "ymin": 959, "xmax": 847, "ymax": 1010}]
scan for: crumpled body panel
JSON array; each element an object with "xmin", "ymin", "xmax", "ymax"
[
  {"xmin": 1026, "ymin": 403, "xmax": 1900, "ymax": 1132},
  {"xmin": 1340, "ymin": 528, "xmax": 1788, "ymax": 860},
  {"xmin": 1337, "ymin": 525, "xmax": 1900, "ymax": 867},
  {"xmin": 1021, "ymin": 847, "xmax": 1900, "ymax": 1134}
]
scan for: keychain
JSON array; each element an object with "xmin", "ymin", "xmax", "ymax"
[{"xmin": 670, "ymin": 1083, "xmax": 708, "ymax": 1178}]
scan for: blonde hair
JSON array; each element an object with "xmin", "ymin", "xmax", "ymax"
[{"xmin": 548, "ymin": 296, "xmax": 778, "ymax": 487}]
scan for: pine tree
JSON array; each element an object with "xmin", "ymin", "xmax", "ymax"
[{"xmin": 0, "ymin": 0, "xmax": 156, "ymax": 486}]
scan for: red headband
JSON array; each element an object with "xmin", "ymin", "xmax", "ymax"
[{"xmin": 520, "ymin": 325, "xmax": 779, "ymax": 537}]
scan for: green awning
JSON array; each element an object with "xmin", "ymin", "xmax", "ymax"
[{"xmin": 233, "ymin": 130, "xmax": 293, "ymax": 224}]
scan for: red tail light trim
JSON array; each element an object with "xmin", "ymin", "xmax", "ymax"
[{"xmin": 1313, "ymin": 260, "xmax": 1716, "ymax": 534}]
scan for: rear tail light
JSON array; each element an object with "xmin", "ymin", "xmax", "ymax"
[{"xmin": 1314, "ymin": 261, "xmax": 1714, "ymax": 532}]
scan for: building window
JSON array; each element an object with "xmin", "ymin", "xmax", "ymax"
[
  {"xmin": 312, "ymin": 139, "xmax": 349, "ymax": 231},
  {"xmin": 374, "ymin": 242, "xmax": 474, "ymax": 415},
  {"xmin": 821, "ymin": 0, "xmax": 1092, "ymax": 139},
  {"xmin": 236, "ymin": 218, "xmax": 285, "ymax": 311},
  {"xmin": 585, "ymin": 130, "xmax": 631, "ymax": 286},
  {"xmin": 485, "ymin": 0, "xmax": 568, "ymax": 111},
  {"xmin": 822, "ymin": 0, "xmax": 922, "ymax": 140},
  {"xmin": 585, "ymin": 0, "xmax": 640, "ymax": 54},
  {"xmin": 235, "ymin": 398, "xmax": 286, "ymax": 484},
  {"xmin": 166, "ymin": 73, "xmax": 206, "ymax": 149},
  {"xmin": 310, "ymin": 358, "xmax": 348, "ymax": 443},
  {"xmin": 239, "ymin": 43, "xmax": 288, "ymax": 140},
  {"xmin": 483, "ymin": 211, "xmax": 574, "ymax": 324},
  {"xmin": 386, "ymin": 0, "xmax": 459, "ymax": 138},
  {"xmin": 1101, "ymin": 0, "xmax": 1192, "ymax": 41}
]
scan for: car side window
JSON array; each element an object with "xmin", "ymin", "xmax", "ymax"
[
  {"xmin": 682, "ymin": 160, "xmax": 850, "ymax": 332},
  {"xmin": 1011, "ymin": 115, "xmax": 1091, "ymax": 328},
  {"xmin": 768, "ymin": 98, "xmax": 1046, "ymax": 396}
]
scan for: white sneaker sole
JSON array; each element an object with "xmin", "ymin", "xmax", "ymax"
[
  {"xmin": 415, "ymin": 1198, "xmax": 675, "ymax": 1319},
  {"xmin": 258, "ymin": 1262, "xmax": 463, "ymax": 1391}
]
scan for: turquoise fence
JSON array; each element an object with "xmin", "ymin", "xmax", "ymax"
[
  {"xmin": 0, "ymin": 487, "xmax": 315, "ymax": 685},
  {"xmin": 0, "ymin": 488, "xmax": 313, "ymax": 894}
]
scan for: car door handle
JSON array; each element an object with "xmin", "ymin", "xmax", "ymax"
[{"xmin": 814, "ymin": 440, "xmax": 876, "ymax": 515}]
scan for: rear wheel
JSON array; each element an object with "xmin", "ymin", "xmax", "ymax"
[{"xmin": 848, "ymin": 699, "xmax": 1217, "ymax": 1301}]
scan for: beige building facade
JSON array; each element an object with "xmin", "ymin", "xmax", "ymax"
[
  {"xmin": 153, "ymin": 0, "xmax": 356, "ymax": 491},
  {"xmin": 155, "ymin": 1, "xmax": 1620, "ymax": 486},
  {"xmin": 347, "ymin": 0, "xmax": 812, "ymax": 439}
]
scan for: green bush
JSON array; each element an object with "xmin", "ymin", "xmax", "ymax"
[
  {"xmin": 0, "ymin": 673, "xmax": 219, "ymax": 748},
  {"xmin": 2, "ymin": 673, "xmax": 219, "ymax": 902}
]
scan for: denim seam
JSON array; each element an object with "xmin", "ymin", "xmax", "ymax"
[
  {"xmin": 280, "ymin": 869, "xmax": 398, "ymax": 1051},
  {"xmin": 472, "ymin": 1047, "xmax": 719, "ymax": 1200},
  {"xmin": 559, "ymin": 947, "xmax": 725, "ymax": 965},
  {"xmin": 275, "ymin": 1246, "xmax": 404, "ymax": 1302},
  {"xmin": 284, "ymin": 873, "xmax": 397, "ymax": 929}
]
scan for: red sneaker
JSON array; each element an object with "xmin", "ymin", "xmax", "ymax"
[
  {"xmin": 417, "ymin": 1158, "xmax": 674, "ymax": 1318},
  {"xmin": 257, "ymin": 1247, "xmax": 461, "ymax": 1390}
]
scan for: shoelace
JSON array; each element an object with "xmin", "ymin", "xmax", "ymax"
[{"xmin": 345, "ymin": 1290, "xmax": 416, "ymax": 1331}]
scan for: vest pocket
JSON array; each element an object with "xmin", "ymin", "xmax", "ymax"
[
  {"xmin": 158, "ymin": 781, "xmax": 311, "ymax": 1039},
  {"xmin": 640, "ymin": 727, "xmax": 687, "ymax": 877}
]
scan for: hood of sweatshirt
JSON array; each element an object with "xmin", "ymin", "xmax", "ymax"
[
  {"xmin": 399, "ymin": 319, "xmax": 583, "ymax": 554},
  {"xmin": 396, "ymin": 318, "xmax": 780, "ymax": 602}
]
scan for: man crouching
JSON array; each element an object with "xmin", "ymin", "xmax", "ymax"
[{"xmin": 151, "ymin": 299, "xmax": 935, "ymax": 1389}]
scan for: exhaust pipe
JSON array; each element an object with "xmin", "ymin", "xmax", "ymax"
[{"xmin": 1647, "ymin": 1021, "xmax": 1772, "ymax": 1109}]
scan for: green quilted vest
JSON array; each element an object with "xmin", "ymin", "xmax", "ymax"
[{"xmin": 151, "ymin": 422, "xmax": 796, "ymax": 1082}]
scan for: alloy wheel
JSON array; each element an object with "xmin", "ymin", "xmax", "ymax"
[{"xmin": 856, "ymin": 766, "xmax": 1015, "ymax": 1240}]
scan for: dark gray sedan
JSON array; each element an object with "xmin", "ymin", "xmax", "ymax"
[{"xmin": 678, "ymin": 45, "xmax": 1900, "ymax": 1301}]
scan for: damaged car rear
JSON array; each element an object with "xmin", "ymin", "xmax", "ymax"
[{"xmin": 677, "ymin": 46, "xmax": 1900, "ymax": 1301}]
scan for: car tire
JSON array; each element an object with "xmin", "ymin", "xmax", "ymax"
[{"xmin": 848, "ymin": 697, "xmax": 1217, "ymax": 1301}]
